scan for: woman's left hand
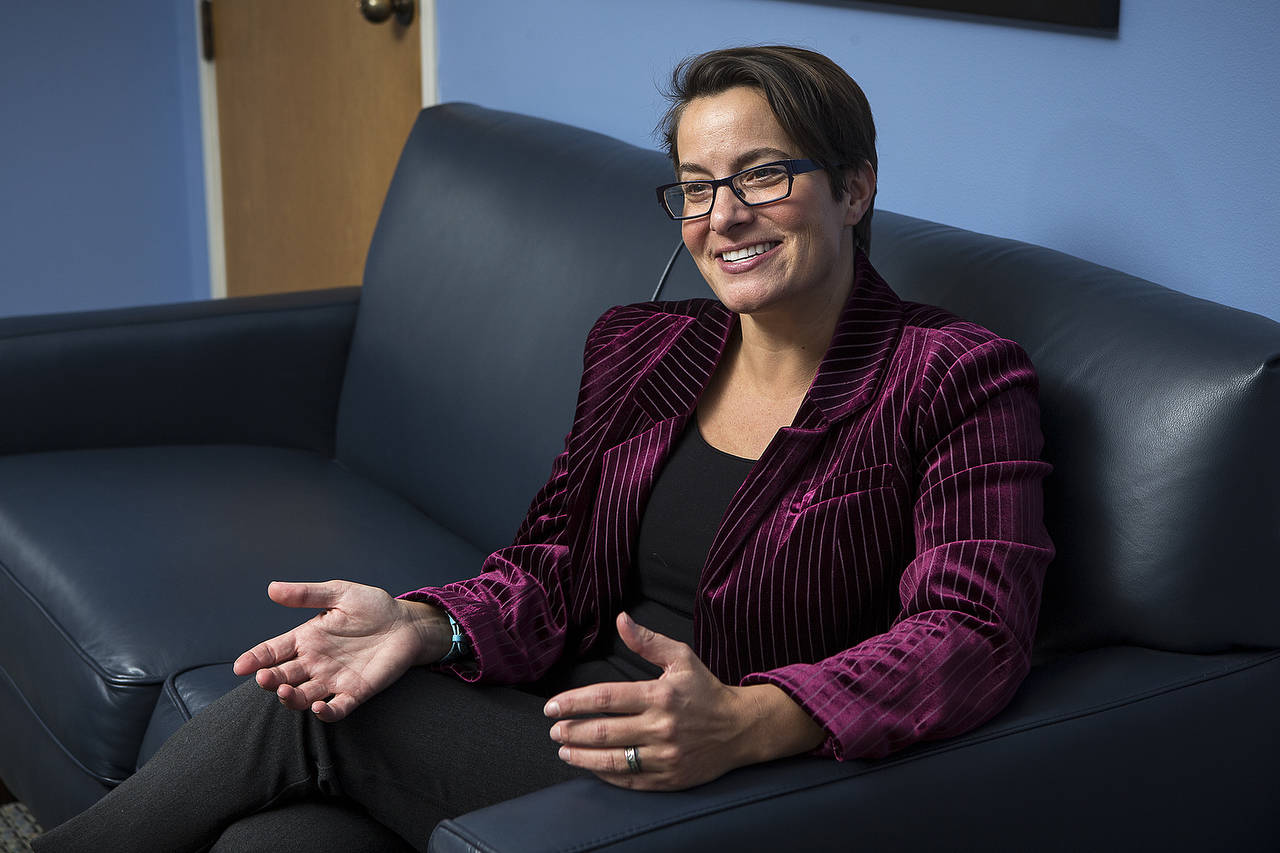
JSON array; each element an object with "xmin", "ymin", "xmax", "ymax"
[{"xmin": 544, "ymin": 612, "xmax": 824, "ymax": 791}]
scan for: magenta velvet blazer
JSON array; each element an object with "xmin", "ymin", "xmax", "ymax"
[{"xmin": 404, "ymin": 251, "xmax": 1054, "ymax": 760}]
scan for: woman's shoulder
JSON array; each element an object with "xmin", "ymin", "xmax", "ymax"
[
  {"xmin": 856, "ymin": 255, "xmax": 1032, "ymax": 372},
  {"xmin": 897, "ymin": 299, "xmax": 1033, "ymax": 369},
  {"xmin": 881, "ymin": 298, "xmax": 1041, "ymax": 413}
]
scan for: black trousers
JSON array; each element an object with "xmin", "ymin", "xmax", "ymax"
[{"xmin": 34, "ymin": 668, "xmax": 603, "ymax": 852}]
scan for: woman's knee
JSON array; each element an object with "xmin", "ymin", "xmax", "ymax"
[
  {"xmin": 143, "ymin": 676, "xmax": 306, "ymax": 776},
  {"xmin": 209, "ymin": 801, "xmax": 417, "ymax": 853}
]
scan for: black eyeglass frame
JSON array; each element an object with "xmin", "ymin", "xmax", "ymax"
[{"xmin": 655, "ymin": 158, "xmax": 827, "ymax": 221}]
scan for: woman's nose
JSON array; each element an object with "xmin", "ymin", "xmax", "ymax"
[{"xmin": 709, "ymin": 186, "xmax": 752, "ymax": 233}]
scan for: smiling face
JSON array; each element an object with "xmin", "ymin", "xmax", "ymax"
[{"xmin": 675, "ymin": 86, "xmax": 870, "ymax": 320}]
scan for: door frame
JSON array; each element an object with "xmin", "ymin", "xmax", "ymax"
[{"xmin": 194, "ymin": 0, "xmax": 439, "ymax": 300}]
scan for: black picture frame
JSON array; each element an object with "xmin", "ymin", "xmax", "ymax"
[{"xmin": 860, "ymin": 0, "xmax": 1119, "ymax": 31}]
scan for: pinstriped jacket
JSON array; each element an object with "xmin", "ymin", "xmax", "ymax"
[{"xmin": 405, "ymin": 250, "xmax": 1054, "ymax": 760}]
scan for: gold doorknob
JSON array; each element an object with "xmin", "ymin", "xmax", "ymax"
[{"xmin": 360, "ymin": 0, "xmax": 414, "ymax": 26}]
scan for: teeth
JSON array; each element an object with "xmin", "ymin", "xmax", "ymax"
[{"xmin": 722, "ymin": 242, "xmax": 777, "ymax": 262}]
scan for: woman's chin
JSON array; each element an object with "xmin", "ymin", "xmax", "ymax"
[{"xmin": 704, "ymin": 279, "xmax": 779, "ymax": 315}]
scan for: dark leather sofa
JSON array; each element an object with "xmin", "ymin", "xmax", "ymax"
[{"xmin": 2, "ymin": 103, "xmax": 1277, "ymax": 850}]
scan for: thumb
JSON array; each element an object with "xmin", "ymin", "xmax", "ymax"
[
  {"xmin": 616, "ymin": 611, "xmax": 686, "ymax": 671},
  {"xmin": 267, "ymin": 580, "xmax": 345, "ymax": 610}
]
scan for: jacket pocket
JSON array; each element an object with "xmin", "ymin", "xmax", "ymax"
[{"xmin": 795, "ymin": 463, "xmax": 899, "ymax": 511}]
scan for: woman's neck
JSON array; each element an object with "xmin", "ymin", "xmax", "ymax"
[{"xmin": 733, "ymin": 275, "xmax": 852, "ymax": 399}]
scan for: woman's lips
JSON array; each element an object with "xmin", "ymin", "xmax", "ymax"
[{"xmin": 716, "ymin": 240, "xmax": 780, "ymax": 273}]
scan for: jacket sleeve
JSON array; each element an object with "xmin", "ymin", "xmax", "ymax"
[
  {"xmin": 742, "ymin": 337, "xmax": 1054, "ymax": 760},
  {"xmin": 398, "ymin": 306, "xmax": 624, "ymax": 685}
]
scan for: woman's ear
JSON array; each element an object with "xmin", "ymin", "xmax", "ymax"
[{"xmin": 842, "ymin": 161, "xmax": 877, "ymax": 227}]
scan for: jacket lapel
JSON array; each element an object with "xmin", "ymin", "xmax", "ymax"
[
  {"xmin": 803, "ymin": 251, "xmax": 909, "ymax": 426},
  {"xmin": 700, "ymin": 251, "xmax": 907, "ymax": 591},
  {"xmin": 570, "ymin": 303, "xmax": 733, "ymax": 633},
  {"xmin": 630, "ymin": 302, "xmax": 733, "ymax": 425}
]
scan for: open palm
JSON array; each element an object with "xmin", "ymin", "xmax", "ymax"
[{"xmin": 233, "ymin": 580, "xmax": 446, "ymax": 722}]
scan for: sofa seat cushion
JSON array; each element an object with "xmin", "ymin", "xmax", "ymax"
[{"xmin": 0, "ymin": 444, "xmax": 488, "ymax": 788}]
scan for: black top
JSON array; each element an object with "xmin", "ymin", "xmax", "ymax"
[{"xmin": 573, "ymin": 418, "xmax": 755, "ymax": 684}]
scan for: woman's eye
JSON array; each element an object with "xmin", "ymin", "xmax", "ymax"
[
  {"xmin": 741, "ymin": 166, "xmax": 787, "ymax": 186},
  {"xmin": 683, "ymin": 183, "xmax": 712, "ymax": 201}
]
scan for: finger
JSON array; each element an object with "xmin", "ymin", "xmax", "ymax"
[
  {"xmin": 276, "ymin": 679, "xmax": 332, "ymax": 711},
  {"xmin": 233, "ymin": 632, "xmax": 299, "ymax": 677},
  {"xmin": 274, "ymin": 682, "xmax": 306, "ymax": 710},
  {"xmin": 252, "ymin": 659, "xmax": 311, "ymax": 691},
  {"xmin": 558, "ymin": 744, "xmax": 674, "ymax": 784},
  {"xmin": 616, "ymin": 611, "xmax": 690, "ymax": 671},
  {"xmin": 312, "ymin": 693, "xmax": 360, "ymax": 723},
  {"xmin": 594, "ymin": 770, "xmax": 676, "ymax": 792},
  {"xmin": 557, "ymin": 744, "xmax": 635, "ymax": 776},
  {"xmin": 550, "ymin": 715, "xmax": 647, "ymax": 750},
  {"xmin": 595, "ymin": 770, "xmax": 643, "ymax": 790},
  {"xmin": 275, "ymin": 676, "xmax": 327, "ymax": 712},
  {"xmin": 543, "ymin": 680, "xmax": 649, "ymax": 719},
  {"xmin": 266, "ymin": 580, "xmax": 346, "ymax": 611}
]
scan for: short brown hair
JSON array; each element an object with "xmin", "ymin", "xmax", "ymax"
[{"xmin": 658, "ymin": 46, "xmax": 878, "ymax": 251}]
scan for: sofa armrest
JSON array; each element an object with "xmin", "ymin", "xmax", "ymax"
[
  {"xmin": 431, "ymin": 646, "xmax": 1280, "ymax": 852},
  {"xmin": 0, "ymin": 287, "xmax": 360, "ymax": 456}
]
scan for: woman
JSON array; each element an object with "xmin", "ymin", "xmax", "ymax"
[{"xmin": 36, "ymin": 46, "xmax": 1052, "ymax": 851}]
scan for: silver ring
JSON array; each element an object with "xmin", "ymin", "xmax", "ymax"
[{"xmin": 624, "ymin": 745, "xmax": 642, "ymax": 774}]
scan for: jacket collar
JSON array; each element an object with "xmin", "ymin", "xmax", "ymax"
[
  {"xmin": 795, "ymin": 249, "xmax": 907, "ymax": 429},
  {"xmin": 627, "ymin": 301, "xmax": 731, "ymax": 425}
]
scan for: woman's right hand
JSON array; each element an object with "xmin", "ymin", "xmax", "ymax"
[{"xmin": 232, "ymin": 580, "xmax": 451, "ymax": 722}]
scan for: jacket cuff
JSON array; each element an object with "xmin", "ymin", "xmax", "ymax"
[{"xmin": 397, "ymin": 586, "xmax": 491, "ymax": 682}]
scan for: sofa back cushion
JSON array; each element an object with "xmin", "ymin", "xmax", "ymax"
[
  {"xmin": 866, "ymin": 212, "xmax": 1280, "ymax": 657},
  {"xmin": 340, "ymin": 102, "xmax": 1280, "ymax": 658},
  {"xmin": 336, "ymin": 104, "xmax": 689, "ymax": 553}
]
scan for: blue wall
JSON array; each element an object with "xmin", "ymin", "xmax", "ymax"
[
  {"xmin": 4, "ymin": 2, "xmax": 1274, "ymax": 323},
  {"xmin": 436, "ymin": 0, "xmax": 1279, "ymax": 322},
  {"xmin": 0, "ymin": 1, "xmax": 208, "ymax": 319}
]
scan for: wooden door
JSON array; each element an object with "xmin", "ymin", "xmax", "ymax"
[{"xmin": 211, "ymin": 0, "xmax": 422, "ymax": 297}]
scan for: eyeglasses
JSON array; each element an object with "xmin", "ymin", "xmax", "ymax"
[{"xmin": 655, "ymin": 159, "xmax": 825, "ymax": 220}]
